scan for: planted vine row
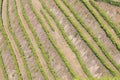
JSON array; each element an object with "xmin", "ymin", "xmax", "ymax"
[{"xmin": 97, "ymin": 0, "xmax": 120, "ymax": 7}]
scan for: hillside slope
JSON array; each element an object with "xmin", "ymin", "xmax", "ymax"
[{"xmin": 0, "ymin": 0, "xmax": 120, "ymax": 80}]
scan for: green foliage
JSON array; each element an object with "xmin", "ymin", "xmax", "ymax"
[
  {"xmin": 0, "ymin": 51, "xmax": 9, "ymax": 80},
  {"xmin": 97, "ymin": 0, "xmax": 120, "ymax": 7}
]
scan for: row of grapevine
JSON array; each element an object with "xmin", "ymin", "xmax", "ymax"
[
  {"xmin": 39, "ymin": 1, "xmax": 93, "ymax": 79},
  {"xmin": 54, "ymin": 0, "xmax": 119, "ymax": 76},
  {"xmin": 0, "ymin": 51, "xmax": 8, "ymax": 80},
  {"xmin": 40, "ymin": 10, "xmax": 55, "ymax": 32},
  {"xmin": 81, "ymin": 0, "xmax": 120, "ymax": 51},
  {"xmin": 61, "ymin": 0, "xmax": 120, "ymax": 74},
  {"xmin": 28, "ymin": 0, "xmax": 81, "ymax": 79},
  {"xmin": 97, "ymin": 0, "xmax": 120, "ymax": 7},
  {"xmin": 6, "ymin": 0, "xmax": 32, "ymax": 79},
  {"xmin": 90, "ymin": 0, "xmax": 120, "ymax": 38},
  {"xmin": 14, "ymin": 0, "xmax": 49, "ymax": 79}
]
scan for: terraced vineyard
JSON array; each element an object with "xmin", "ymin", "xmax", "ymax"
[{"xmin": 0, "ymin": 0, "xmax": 120, "ymax": 80}]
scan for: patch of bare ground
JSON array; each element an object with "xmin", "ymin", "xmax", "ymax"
[
  {"xmin": 41, "ymin": 0, "xmax": 120, "ymax": 78},
  {"xmin": 66, "ymin": 0, "xmax": 120, "ymax": 67},
  {"xmin": 95, "ymin": 1, "xmax": 120, "ymax": 28},
  {"xmin": 8, "ymin": 0, "xmax": 44, "ymax": 80},
  {"xmin": 0, "ymin": 32, "xmax": 18, "ymax": 80},
  {"xmin": 16, "ymin": 0, "xmax": 55, "ymax": 79},
  {"xmin": 2, "ymin": 0, "xmax": 28, "ymax": 79}
]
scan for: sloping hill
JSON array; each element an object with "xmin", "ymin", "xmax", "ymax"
[{"xmin": 0, "ymin": 0, "xmax": 120, "ymax": 80}]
